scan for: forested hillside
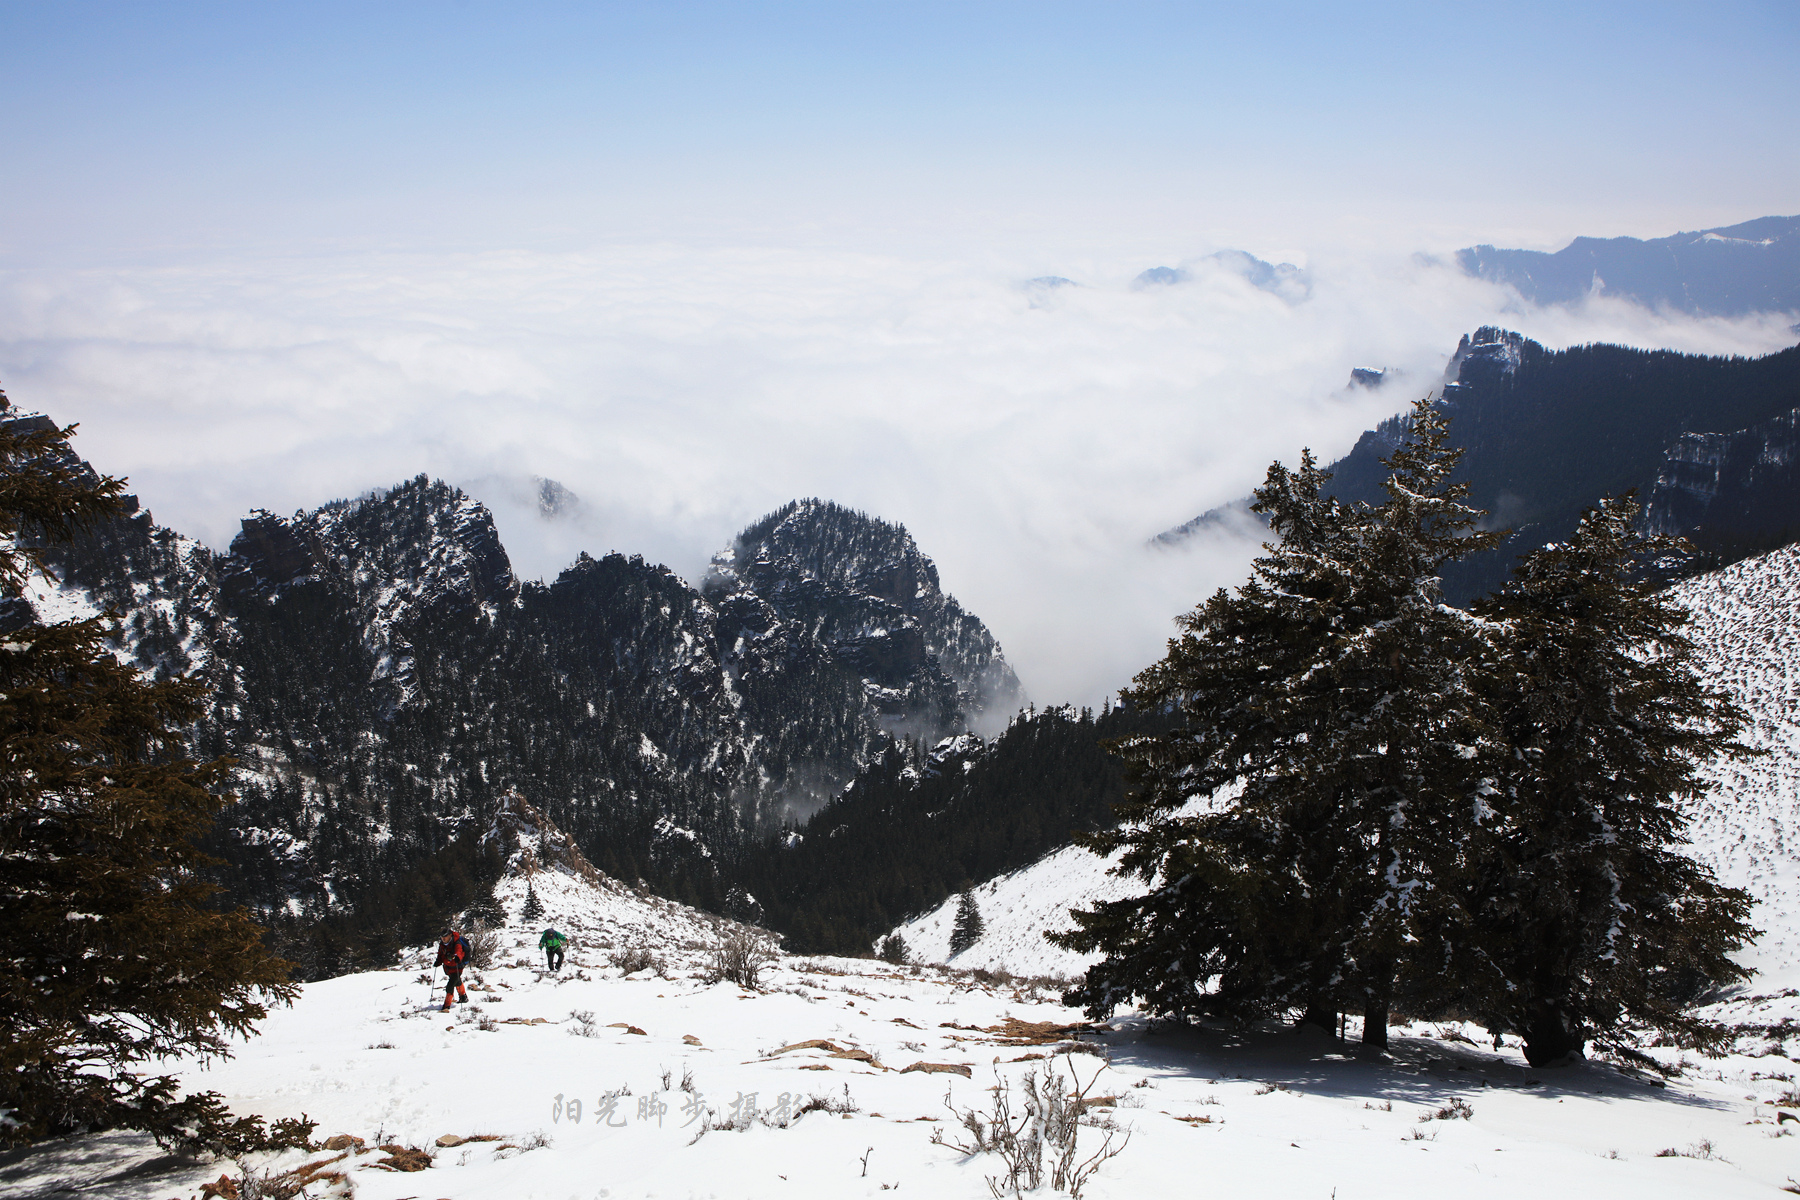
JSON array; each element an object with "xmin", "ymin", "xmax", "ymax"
[
  {"xmin": 737, "ymin": 704, "xmax": 1173, "ymax": 956},
  {"xmin": 1164, "ymin": 328, "xmax": 1800, "ymax": 605}
]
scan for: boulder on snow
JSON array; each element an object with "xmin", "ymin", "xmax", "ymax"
[
  {"xmin": 321, "ymin": 1133, "xmax": 364, "ymax": 1150},
  {"xmin": 435, "ymin": 1133, "xmax": 465, "ymax": 1147}
]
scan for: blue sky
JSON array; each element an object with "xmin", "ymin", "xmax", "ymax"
[
  {"xmin": 3, "ymin": 1, "xmax": 1795, "ymax": 259},
  {"xmin": 0, "ymin": 3, "xmax": 1796, "ymax": 704}
]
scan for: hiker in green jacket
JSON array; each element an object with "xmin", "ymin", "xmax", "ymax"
[{"xmin": 539, "ymin": 926, "xmax": 567, "ymax": 971}]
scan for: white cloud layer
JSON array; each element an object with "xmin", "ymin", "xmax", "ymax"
[{"xmin": 1, "ymin": 244, "xmax": 1793, "ymax": 707}]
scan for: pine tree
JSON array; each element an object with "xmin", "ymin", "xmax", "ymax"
[
  {"xmin": 521, "ymin": 879, "xmax": 545, "ymax": 922},
  {"xmin": 1053, "ymin": 398, "xmax": 1502, "ymax": 1047},
  {"xmin": 1466, "ymin": 496, "xmax": 1754, "ymax": 1064},
  {"xmin": 950, "ymin": 891, "xmax": 985, "ymax": 955},
  {"xmin": 0, "ymin": 391, "xmax": 300, "ymax": 1148}
]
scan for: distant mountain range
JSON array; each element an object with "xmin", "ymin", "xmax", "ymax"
[
  {"xmin": 1458, "ymin": 214, "xmax": 1800, "ymax": 317},
  {"xmin": 1131, "ymin": 250, "xmax": 1312, "ymax": 303},
  {"xmin": 1160, "ymin": 326, "xmax": 1800, "ymax": 605}
]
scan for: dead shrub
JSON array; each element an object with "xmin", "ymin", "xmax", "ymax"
[
  {"xmin": 610, "ymin": 947, "xmax": 664, "ymax": 975},
  {"xmin": 933, "ymin": 1055, "xmax": 1129, "ymax": 1198},
  {"xmin": 464, "ymin": 922, "xmax": 501, "ymax": 970},
  {"xmin": 1420, "ymin": 1097, "xmax": 1473, "ymax": 1121},
  {"xmin": 706, "ymin": 930, "xmax": 776, "ymax": 989}
]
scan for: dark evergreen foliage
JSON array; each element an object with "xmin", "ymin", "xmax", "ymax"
[
  {"xmin": 0, "ymin": 391, "xmax": 299, "ymax": 1149},
  {"xmin": 265, "ymin": 832, "xmax": 505, "ymax": 982},
  {"xmin": 521, "ymin": 879, "xmax": 545, "ymax": 923},
  {"xmin": 1323, "ymin": 332, "xmax": 1800, "ymax": 603},
  {"xmin": 950, "ymin": 891, "xmax": 985, "ymax": 955},
  {"xmin": 1053, "ymin": 399, "xmax": 1503, "ymax": 1041},
  {"xmin": 1464, "ymin": 496, "xmax": 1755, "ymax": 1064},
  {"xmin": 1056, "ymin": 403, "xmax": 1757, "ymax": 1065}
]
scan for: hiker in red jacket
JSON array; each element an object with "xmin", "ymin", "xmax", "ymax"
[{"xmin": 435, "ymin": 929, "xmax": 470, "ymax": 1011}]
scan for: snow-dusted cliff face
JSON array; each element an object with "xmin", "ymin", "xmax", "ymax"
[
  {"xmin": 1159, "ymin": 328, "xmax": 1800, "ymax": 604},
  {"xmin": 704, "ymin": 499, "xmax": 1023, "ymax": 738},
  {"xmin": 1646, "ymin": 404, "xmax": 1800, "ymax": 557},
  {"xmin": 27, "ymin": 475, "xmax": 1019, "ymax": 917}
]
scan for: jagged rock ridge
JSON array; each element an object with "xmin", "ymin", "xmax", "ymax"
[
  {"xmin": 704, "ymin": 499, "xmax": 1023, "ymax": 739},
  {"xmin": 27, "ymin": 469, "xmax": 1022, "ymax": 920}
]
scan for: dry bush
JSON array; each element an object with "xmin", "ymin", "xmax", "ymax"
[
  {"xmin": 610, "ymin": 947, "xmax": 664, "ymax": 975},
  {"xmin": 1421, "ymin": 1097, "xmax": 1473, "ymax": 1121},
  {"xmin": 706, "ymin": 930, "xmax": 776, "ymax": 989},
  {"xmin": 465, "ymin": 922, "xmax": 501, "ymax": 970},
  {"xmin": 934, "ymin": 1055, "xmax": 1129, "ymax": 1198}
]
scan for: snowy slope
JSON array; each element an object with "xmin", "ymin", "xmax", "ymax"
[
  {"xmin": 888, "ymin": 843, "xmax": 1139, "ymax": 979},
  {"xmin": 16, "ymin": 868, "xmax": 1800, "ymax": 1198},
  {"xmin": 477, "ymin": 792, "xmax": 756, "ymax": 955},
  {"xmin": 1671, "ymin": 544, "xmax": 1800, "ymax": 1008}
]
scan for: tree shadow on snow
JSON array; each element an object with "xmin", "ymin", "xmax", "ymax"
[
  {"xmin": 0, "ymin": 1130, "xmax": 213, "ymax": 1200},
  {"xmin": 1086, "ymin": 1014, "xmax": 1736, "ymax": 1115}
]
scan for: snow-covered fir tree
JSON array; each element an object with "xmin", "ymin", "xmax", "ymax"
[
  {"xmin": 1464, "ymin": 496, "xmax": 1753, "ymax": 1064},
  {"xmin": 950, "ymin": 891, "xmax": 985, "ymax": 955},
  {"xmin": 0, "ymin": 392, "xmax": 298, "ymax": 1149},
  {"xmin": 1055, "ymin": 397, "xmax": 1504, "ymax": 1047}
]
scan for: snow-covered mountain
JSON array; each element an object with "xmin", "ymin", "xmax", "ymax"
[
  {"xmin": 1131, "ymin": 250, "xmax": 1312, "ymax": 303},
  {"xmin": 704, "ymin": 499, "xmax": 1023, "ymax": 742},
  {"xmin": 23, "ymin": 463, "xmax": 1021, "ymax": 929}
]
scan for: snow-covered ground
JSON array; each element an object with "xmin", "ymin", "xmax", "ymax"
[
  {"xmin": 1675, "ymin": 544, "xmax": 1800, "ymax": 1016},
  {"xmin": 10, "ymin": 548, "xmax": 1800, "ymax": 1198},
  {"xmin": 12, "ymin": 868, "xmax": 1800, "ymax": 1200},
  {"xmin": 13, "ymin": 825, "xmax": 1800, "ymax": 1199}
]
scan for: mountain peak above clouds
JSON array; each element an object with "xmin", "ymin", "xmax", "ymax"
[
  {"xmin": 1457, "ymin": 214, "xmax": 1800, "ymax": 316},
  {"xmin": 1132, "ymin": 251, "xmax": 1312, "ymax": 303}
]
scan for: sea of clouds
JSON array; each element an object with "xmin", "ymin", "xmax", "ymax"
[{"xmin": 0, "ymin": 243, "xmax": 1792, "ymax": 709}]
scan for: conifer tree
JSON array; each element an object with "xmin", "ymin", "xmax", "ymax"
[
  {"xmin": 0, "ymin": 391, "xmax": 298, "ymax": 1148},
  {"xmin": 1054, "ymin": 398, "xmax": 1502, "ymax": 1046},
  {"xmin": 950, "ymin": 891, "xmax": 985, "ymax": 955},
  {"xmin": 521, "ymin": 879, "xmax": 545, "ymax": 922},
  {"xmin": 1466, "ymin": 496, "xmax": 1754, "ymax": 1065}
]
